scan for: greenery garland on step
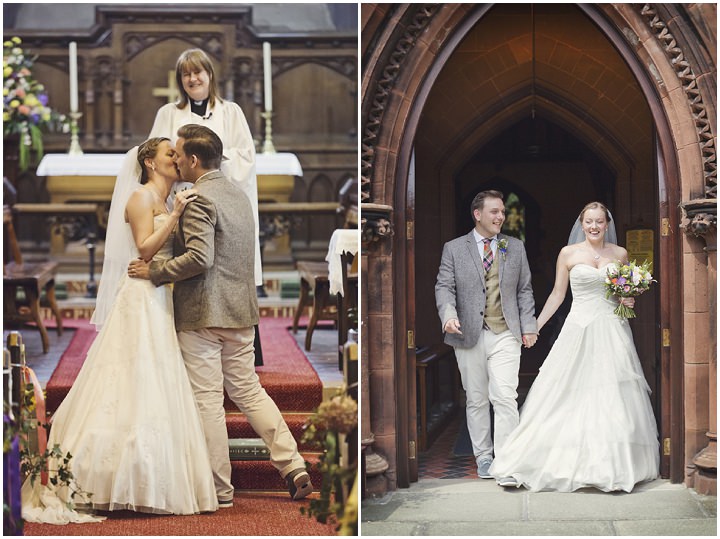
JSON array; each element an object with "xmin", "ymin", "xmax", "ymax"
[{"xmin": 4, "ymin": 380, "xmax": 93, "ymax": 516}]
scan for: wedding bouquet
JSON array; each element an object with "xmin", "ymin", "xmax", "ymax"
[{"xmin": 604, "ymin": 260, "xmax": 654, "ymax": 319}]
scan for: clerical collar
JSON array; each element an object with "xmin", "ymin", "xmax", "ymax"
[{"xmin": 190, "ymin": 98, "xmax": 209, "ymax": 117}]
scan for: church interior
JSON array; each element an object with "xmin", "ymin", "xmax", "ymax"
[{"xmin": 4, "ymin": 3, "xmax": 358, "ymax": 535}]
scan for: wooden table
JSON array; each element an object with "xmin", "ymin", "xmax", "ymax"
[{"xmin": 326, "ymin": 229, "xmax": 358, "ymax": 369}]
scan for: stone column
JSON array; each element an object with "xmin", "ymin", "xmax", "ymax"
[
  {"xmin": 682, "ymin": 199, "xmax": 717, "ymax": 495},
  {"xmin": 360, "ymin": 204, "xmax": 393, "ymax": 496}
]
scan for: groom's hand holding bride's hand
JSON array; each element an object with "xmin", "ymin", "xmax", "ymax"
[
  {"xmin": 128, "ymin": 258, "xmax": 151, "ymax": 280},
  {"xmin": 444, "ymin": 318, "xmax": 462, "ymax": 334},
  {"xmin": 522, "ymin": 334, "xmax": 538, "ymax": 348}
]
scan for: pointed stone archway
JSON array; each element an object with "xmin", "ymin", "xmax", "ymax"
[{"xmin": 361, "ymin": 3, "xmax": 716, "ymax": 495}]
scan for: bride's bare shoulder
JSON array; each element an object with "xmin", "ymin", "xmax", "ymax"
[
  {"xmin": 560, "ymin": 244, "xmax": 581, "ymax": 256},
  {"xmin": 606, "ymin": 243, "xmax": 628, "ymax": 259}
]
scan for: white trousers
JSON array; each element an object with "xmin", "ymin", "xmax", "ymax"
[
  {"xmin": 178, "ymin": 327, "xmax": 305, "ymax": 501},
  {"xmin": 454, "ymin": 328, "xmax": 521, "ymax": 461}
]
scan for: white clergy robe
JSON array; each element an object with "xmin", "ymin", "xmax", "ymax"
[{"xmin": 149, "ymin": 99, "xmax": 263, "ymax": 286}]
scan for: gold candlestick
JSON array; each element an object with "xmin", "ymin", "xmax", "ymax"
[
  {"xmin": 68, "ymin": 111, "xmax": 83, "ymax": 155},
  {"xmin": 261, "ymin": 111, "xmax": 276, "ymax": 154}
]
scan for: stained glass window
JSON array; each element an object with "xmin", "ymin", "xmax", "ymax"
[{"xmin": 502, "ymin": 192, "xmax": 525, "ymax": 242}]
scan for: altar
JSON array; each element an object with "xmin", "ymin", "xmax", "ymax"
[{"xmin": 36, "ymin": 152, "xmax": 303, "ymax": 266}]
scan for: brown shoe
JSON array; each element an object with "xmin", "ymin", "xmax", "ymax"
[{"xmin": 286, "ymin": 468, "xmax": 313, "ymax": 500}]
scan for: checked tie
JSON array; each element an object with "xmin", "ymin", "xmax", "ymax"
[{"xmin": 482, "ymin": 238, "xmax": 494, "ymax": 273}]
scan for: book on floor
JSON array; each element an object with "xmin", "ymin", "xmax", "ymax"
[{"xmin": 229, "ymin": 438, "xmax": 271, "ymax": 460}]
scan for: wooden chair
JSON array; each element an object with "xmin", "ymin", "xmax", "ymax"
[
  {"xmin": 292, "ymin": 260, "xmax": 337, "ymax": 351},
  {"xmin": 3, "ymin": 207, "xmax": 62, "ymax": 353}
]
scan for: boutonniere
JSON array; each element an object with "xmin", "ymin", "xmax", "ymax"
[{"xmin": 498, "ymin": 238, "xmax": 508, "ymax": 260}]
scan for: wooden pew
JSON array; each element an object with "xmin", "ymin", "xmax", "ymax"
[{"xmin": 3, "ymin": 207, "xmax": 61, "ymax": 353}]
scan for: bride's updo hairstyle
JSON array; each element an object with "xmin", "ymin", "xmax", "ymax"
[
  {"xmin": 137, "ymin": 137, "xmax": 170, "ymax": 185},
  {"xmin": 579, "ymin": 201, "xmax": 612, "ymax": 222}
]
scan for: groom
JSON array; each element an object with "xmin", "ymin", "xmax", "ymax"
[
  {"xmin": 129, "ymin": 124, "xmax": 312, "ymax": 506},
  {"xmin": 435, "ymin": 190, "xmax": 537, "ymax": 486}
]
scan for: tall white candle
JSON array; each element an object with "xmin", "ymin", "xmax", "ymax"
[
  {"xmin": 69, "ymin": 42, "xmax": 78, "ymax": 112},
  {"xmin": 263, "ymin": 41, "xmax": 272, "ymax": 112}
]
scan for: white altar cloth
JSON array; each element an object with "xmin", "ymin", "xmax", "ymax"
[
  {"xmin": 325, "ymin": 229, "xmax": 359, "ymax": 296},
  {"xmin": 37, "ymin": 152, "xmax": 303, "ymax": 177}
]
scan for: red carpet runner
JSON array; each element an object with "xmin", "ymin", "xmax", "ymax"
[
  {"xmin": 39, "ymin": 317, "xmax": 327, "ymax": 521},
  {"xmin": 46, "ymin": 317, "xmax": 323, "ymax": 414},
  {"xmin": 24, "ymin": 493, "xmax": 337, "ymax": 536}
]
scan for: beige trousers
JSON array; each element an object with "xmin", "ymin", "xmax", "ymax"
[
  {"xmin": 177, "ymin": 327, "xmax": 305, "ymax": 501},
  {"xmin": 454, "ymin": 328, "xmax": 521, "ymax": 461}
]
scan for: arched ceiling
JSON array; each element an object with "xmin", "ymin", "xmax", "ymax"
[{"xmin": 416, "ymin": 3, "xmax": 653, "ymax": 176}]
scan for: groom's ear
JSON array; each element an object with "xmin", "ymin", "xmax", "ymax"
[{"xmin": 189, "ymin": 155, "xmax": 199, "ymax": 168}]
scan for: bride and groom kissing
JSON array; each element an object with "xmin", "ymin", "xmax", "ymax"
[
  {"xmin": 435, "ymin": 190, "xmax": 659, "ymax": 493},
  {"xmin": 23, "ymin": 125, "xmax": 311, "ymax": 523}
]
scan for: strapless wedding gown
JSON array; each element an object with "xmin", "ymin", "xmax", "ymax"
[
  {"xmin": 489, "ymin": 263, "xmax": 659, "ymax": 492},
  {"xmin": 22, "ymin": 214, "xmax": 217, "ymax": 523}
]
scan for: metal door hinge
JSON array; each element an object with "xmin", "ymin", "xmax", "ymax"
[
  {"xmin": 663, "ymin": 438, "xmax": 671, "ymax": 456},
  {"xmin": 662, "ymin": 328, "xmax": 671, "ymax": 347},
  {"xmin": 409, "ymin": 440, "xmax": 416, "ymax": 460},
  {"xmin": 406, "ymin": 221, "xmax": 414, "ymax": 240},
  {"xmin": 408, "ymin": 330, "xmax": 415, "ymax": 349}
]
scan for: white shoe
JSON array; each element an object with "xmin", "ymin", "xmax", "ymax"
[
  {"xmin": 476, "ymin": 458, "xmax": 493, "ymax": 479},
  {"xmin": 497, "ymin": 476, "xmax": 520, "ymax": 488}
]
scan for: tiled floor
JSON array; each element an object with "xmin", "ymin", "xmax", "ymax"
[
  {"xmin": 3, "ymin": 325, "xmax": 75, "ymax": 387},
  {"xmin": 418, "ymin": 414, "xmax": 477, "ymax": 480},
  {"xmin": 289, "ymin": 322, "xmax": 344, "ymax": 387}
]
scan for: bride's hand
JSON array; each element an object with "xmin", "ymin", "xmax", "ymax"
[
  {"xmin": 618, "ymin": 296, "xmax": 635, "ymax": 308},
  {"xmin": 522, "ymin": 334, "xmax": 538, "ymax": 348},
  {"xmin": 171, "ymin": 188, "xmax": 198, "ymax": 217}
]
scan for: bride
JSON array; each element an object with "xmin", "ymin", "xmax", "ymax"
[
  {"xmin": 489, "ymin": 202, "xmax": 659, "ymax": 492},
  {"xmin": 22, "ymin": 138, "xmax": 218, "ymax": 523}
]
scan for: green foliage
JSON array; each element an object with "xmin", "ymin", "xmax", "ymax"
[{"xmin": 7, "ymin": 380, "xmax": 93, "ymax": 512}]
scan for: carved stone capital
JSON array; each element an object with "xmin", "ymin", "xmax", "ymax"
[
  {"xmin": 361, "ymin": 203, "xmax": 394, "ymax": 247},
  {"xmin": 680, "ymin": 199, "xmax": 717, "ymax": 248}
]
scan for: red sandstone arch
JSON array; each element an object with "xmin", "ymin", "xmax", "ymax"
[{"xmin": 362, "ymin": 3, "xmax": 714, "ymax": 491}]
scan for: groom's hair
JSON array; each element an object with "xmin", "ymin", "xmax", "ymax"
[
  {"xmin": 177, "ymin": 124, "xmax": 223, "ymax": 170},
  {"xmin": 471, "ymin": 190, "xmax": 504, "ymax": 221}
]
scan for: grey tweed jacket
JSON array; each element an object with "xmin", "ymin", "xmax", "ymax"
[
  {"xmin": 149, "ymin": 170, "xmax": 259, "ymax": 332},
  {"xmin": 435, "ymin": 231, "xmax": 537, "ymax": 348}
]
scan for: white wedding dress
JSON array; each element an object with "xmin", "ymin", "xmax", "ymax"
[
  {"xmin": 22, "ymin": 214, "xmax": 217, "ymax": 523},
  {"xmin": 489, "ymin": 263, "xmax": 659, "ymax": 492}
]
